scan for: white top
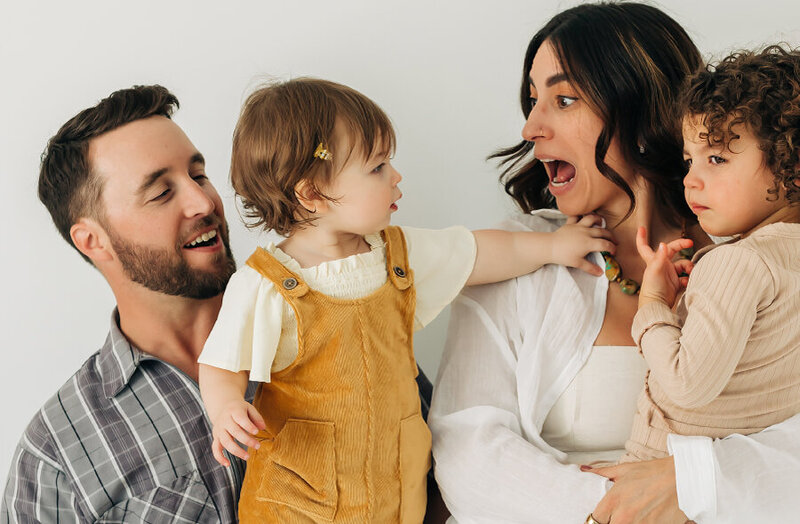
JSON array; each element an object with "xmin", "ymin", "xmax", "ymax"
[
  {"xmin": 199, "ymin": 226, "xmax": 477, "ymax": 382},
  {"xmin": 541, "ymin": 345, "xmax": 647, "ymax": 466},
  {"xmin": 429, "ymin": 209, "xmax": 800, "ymax": 524}
]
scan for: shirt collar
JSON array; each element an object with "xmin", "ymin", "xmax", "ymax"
[{"xmin": 98, "ymin": 308, "xmax": 147, "ymax": 399}]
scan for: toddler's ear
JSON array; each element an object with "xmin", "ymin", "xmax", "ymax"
[{"xmin": 294, "ymin": 180, "xmax": 330, "ymax": 214}]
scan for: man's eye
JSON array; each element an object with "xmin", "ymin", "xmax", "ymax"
[
  {"xmin": 557, "ymin": 96, "xmax": 577, "ymax": 108},
  {"xmin": 152, "ymin": 189, "xmax": 170, "ymax": 201},
  {"xmin": 192, "ymin": 174, "xmax": 208, "ymax": 183}
]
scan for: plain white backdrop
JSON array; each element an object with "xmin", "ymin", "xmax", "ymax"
[{"xmin": 1, "ymin": 0, "xmax": 798, "ymax": 478}]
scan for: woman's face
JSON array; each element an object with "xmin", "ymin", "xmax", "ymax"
[{"xmin": 523, "ymin": 41, "xmax": 633, "ymax": 218}]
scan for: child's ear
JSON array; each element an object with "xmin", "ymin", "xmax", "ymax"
[
  {"xmin": 294, "ymin": 180, "xmax": 330, "ymax": 214},
  {"xmin": 70, "ymin": 218, "xmax": 113, "ymax": 263}
]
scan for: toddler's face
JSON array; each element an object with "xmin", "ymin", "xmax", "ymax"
[
  {"xmin": 682, "ymin": 115, "xmax": 784, "ymax": 237},
  {"xmin": 321, "ymin": 142, "xmax": 403, "ymax": 236}
]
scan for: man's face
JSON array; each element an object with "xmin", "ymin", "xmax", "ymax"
[{"xmin": 89, "ymin": 116, "xmax": 235, "ymax": 298}]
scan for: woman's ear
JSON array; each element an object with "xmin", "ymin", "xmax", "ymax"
[
  {"xmin": 294, "ymin": 179, "xmax": 330, "ymax": 214},
  {"xmin": 70, "ymin": 218, "xmax": 113, "ymax": 263}
]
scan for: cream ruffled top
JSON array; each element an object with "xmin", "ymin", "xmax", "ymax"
[{"xmin": 199, "ymin": 226, "xmax": 476, "ymax": 382}]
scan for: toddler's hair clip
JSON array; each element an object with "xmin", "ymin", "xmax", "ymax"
[{"xmin": 313, "ymin": 143, "xmax": 332, "ymax": 161}]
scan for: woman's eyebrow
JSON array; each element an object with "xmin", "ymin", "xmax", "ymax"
[{"xmin": 528, "ymin": 73, "xmax": 569, "ymax": 88}]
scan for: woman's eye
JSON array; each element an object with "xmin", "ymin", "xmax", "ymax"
[
  {"xmin": 557, "ymin": 96, "xmax": 577, "ymax": 108},
  {"xmin": 192, "ymin": 174, "xmax": 208, "ymax": 183},
  {"xmin": 709, "ymin": 155, "xmax": 726, "ymax": 165},
  {"xmin": 529, "ymin": 96, "xmax": 538, "ymax": 107}
]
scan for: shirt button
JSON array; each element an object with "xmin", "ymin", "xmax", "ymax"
[
  {"xmin": 282, "ymin": 277, "xmax": 298, "ymax": 290},
  {"xmin": 393, "ymin": 266, "xmax": 406, "ymax": 278}
]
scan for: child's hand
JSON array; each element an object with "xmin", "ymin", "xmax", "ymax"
[
  {"xmin": 552, "ymin": 214, "xmax": 617, "ymax": 276},
  {"xmin": 635, "ymin": 226, "xmax": 694, "ymax": 308},
  {"xmin": 209, "ymin": 399, "xmax": 267, "ymax": 467}
]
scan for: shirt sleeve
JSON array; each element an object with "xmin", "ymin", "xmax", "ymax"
[
  {"xmin": 2, "ymin": 444, "xmax": 80, "ymax": 523},
  {"xmin": 669, "ymin": 411, "xmax": 800, "ymax": 522},
  {"xmin": 631, "ymin": 245, "xmax": 774, "ymax": 408},
  {"xmin": 401, "ymin": 225, "xmax": 477, "ymax": 331},
  {"xmin": 429, "ymin": 282, "xmax": 609, "ymax": 523},
  {"xmin": 198, "ymin": 265, "xmax": 284, "ymax": 383}
]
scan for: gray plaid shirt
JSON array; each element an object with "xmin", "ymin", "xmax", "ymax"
[{"xmin": 2, "ymin": 311, "xmax": 251, "ymax": 523}]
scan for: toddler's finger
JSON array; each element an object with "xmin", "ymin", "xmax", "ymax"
[
  {"xmin": 575, "ymin": 259, "xmax": 604, "ymax": 277},
  {"xmin": 232, "ymin": 409, "xmax": 260, "ymax": 436},
  {"xmin": 565, "ymin": 215, "xmax": 580, "ymax": 225},
  {"xmin": 227, "ymin": 422, "xmax": 261, "ymax": 451},
  {"xmin": 212, "ymin": 439, "xmax": 230, "ymax": 467},
  {"xmin": 220, "ymin": 432, "xmax": 250, "ymax": 461},
  {"xmin": 247, "ymin": 404, "xmax": 267, "ymax": 430},
  {"xmin": 635, "ymin": 227, "xmax": 654, "ymax": 260},
  {"xmin": 577, "ymin": 214, "xmax": 603, "ymax": 228}
]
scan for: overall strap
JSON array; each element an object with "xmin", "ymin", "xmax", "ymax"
[
  {"xmin": 381, "ymin": 226, "xmax": 413, "ymax": 291},
  {"xmin": 245, "ymin": 248, "xmax": 310, "ymax": 299}
]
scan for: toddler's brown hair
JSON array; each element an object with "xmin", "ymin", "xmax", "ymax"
[{"xmin": 231, "ymin": 78, "xmax": 396, "ymax": 234}]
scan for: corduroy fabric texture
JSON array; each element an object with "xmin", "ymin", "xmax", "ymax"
[{"xmin": 238, "ymin": 226, "xmax": 430, "ymax": 523}]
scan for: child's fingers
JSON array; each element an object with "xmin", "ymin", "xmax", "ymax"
[
  {"xmin": 589, "ymin": 238, "xmax": 617, "ymax": 255},
  {"xmin": 219, "ymin": 431, "xmax": 250, "ymax": 461},
  {"xmin": 226, "ymin": 421, "xmax": 262, "ymax": 451},
  {"xmin": 674, "ymin": 259, "xmax": 694, "ymax": 276},
  {"xmin": 576, "ymin": 213, "xmax": 603, "ymax": 228},
  {"xmin": 212, "ymin": 438, "xmax": 230, "ymax": 467},
  {"xmin": 635, "ymin": 227, "xmax": 654, "ymax": 261},
  {"xmin": 247, "ymin": 404, "xmax": 268, "ymax": 430},
  {"xmin": 565, "ymin": 215, "xmax": 580, "ymax": 225},
  {"xmin": 665, "ymin": 237, "xmax": 694, "ymax": 254},
  {"xmin": 590, "ymin": 227, "xmax": 616, "ymax": 243},
  {"xmin": 232, "ymin": 408, "xmax": 261, "ymax": 436},
  {"xmin": 574, "ymin": 258, "xmax": 605, "ymax": 277}
]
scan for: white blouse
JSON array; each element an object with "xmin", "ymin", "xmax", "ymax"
[
  {"xmin": 199, "ymin": 226, "xmax": 477, "ymax": 382},
  {"xmin": 429, "ymin": 210, "xmax": 800, "ymax": 524},
  {"xmin": 541, "ymin": 346, "xmax": 647, "ymax": 466}
]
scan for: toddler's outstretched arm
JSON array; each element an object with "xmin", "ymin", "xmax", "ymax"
[
  {"xmin": 467, "ymin": 214, "xmax": 615, "ymax": 286},
  {"xmin": 199, "ymin": 363, "xmax": 266, "ymax": 467}
]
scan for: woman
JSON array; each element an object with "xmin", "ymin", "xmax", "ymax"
[{"xmin": 429, "ymin": 3, "xmax": 800, "ymax": 523}]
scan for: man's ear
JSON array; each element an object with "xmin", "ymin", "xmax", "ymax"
[
  {"xmin": 70, "ymin": 218, "xmax": 113, "ymax": 263},
  {"xmin": 294, "ymin": 179, "xmax": 330, "ymax": 214}
]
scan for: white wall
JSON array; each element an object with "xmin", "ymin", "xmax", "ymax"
[{"xmin": 2, "ymin": 0, "xmax": 798, "ymax": 478}]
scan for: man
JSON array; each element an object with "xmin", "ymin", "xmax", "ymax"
[{"xmin": 2, "ymin": 85, "xmax": 245, "ymax": 522}]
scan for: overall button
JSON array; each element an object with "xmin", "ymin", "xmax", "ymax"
[
  {"xmin": 393, "ymin": 266, "xmax": 406, "ymax": 278},
  {"xmin": 282, "ymin": 277, "xmax": 298, "ymax": 290}
]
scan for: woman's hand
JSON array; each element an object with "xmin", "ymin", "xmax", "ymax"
[
  {"xmin": 584, "ymin": 458, "xmax": 694, "ymax": 524},
  {"xmin": 635, "ymin": 227, "xmax": 694, "ymax": 308}
]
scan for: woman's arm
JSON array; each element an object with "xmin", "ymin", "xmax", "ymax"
[{"xmin": 429, "ymin": 281, "xmax": 608, "ymax": 523}]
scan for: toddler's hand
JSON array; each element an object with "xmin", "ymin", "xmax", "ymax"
[
  {"xmin": 209, "ymin": 399, "xmax": 266, "ymax": 467},
  {"xmin": 635, "ymin": 226, "xmax": 694, "ymax": 308},
  {"xmin": 552, "ymin": 214, "xmax": 616, "ymax": 276}
]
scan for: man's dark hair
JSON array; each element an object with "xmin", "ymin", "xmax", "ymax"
[{"xmin": 38, "ymin": 85, "xmax": 179, "ymax": 263}]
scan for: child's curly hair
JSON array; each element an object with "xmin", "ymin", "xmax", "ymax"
[{"xmin": 682, "ymin": 44, "xmax": 800, "ymax": 204}]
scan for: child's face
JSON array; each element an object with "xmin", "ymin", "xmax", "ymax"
[
  {"xmin": 322, "ymin": 144, "xmax": 403, "ymax": 235},
  {"xmin": 682, "ymin": 115, "xmax": 784, "ymax": 237}
]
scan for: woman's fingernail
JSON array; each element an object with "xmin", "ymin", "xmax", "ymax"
[{"xmin": 580, "ymin": 465, "xmax": 592, "ymax": 471}]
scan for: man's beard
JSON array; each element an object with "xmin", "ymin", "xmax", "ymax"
[{"xmin": 107, "ymin": 217, "xmax": 236, "ymax": 299}]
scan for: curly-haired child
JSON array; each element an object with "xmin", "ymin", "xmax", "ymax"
[
  {"xmin": 618, "ymin": 45, "xmax": 800, "ymax": 464},
  {"xmin": 197, "ymin": 78, "xmax": 615, "ymax": 522}
]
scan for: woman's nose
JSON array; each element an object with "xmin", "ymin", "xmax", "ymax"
[{"xmin": 522, "ymin": 106, "xmax": 548, "ymax": 142}]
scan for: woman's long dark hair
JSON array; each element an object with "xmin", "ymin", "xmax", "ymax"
[{"xmin": 494, "ymin": 2, "xmax": 702, "ymax": 227}]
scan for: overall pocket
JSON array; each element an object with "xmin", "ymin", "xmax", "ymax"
[
  {"xmin": 253, "ymin": 418, "xmax": 338, "ymax": 521},
  {"xmin": 399, "ymin": 413, "xmax": 432, "ymax": 524}
]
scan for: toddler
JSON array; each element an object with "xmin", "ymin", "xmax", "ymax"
[
  {"xmin": 622, "ymin": 45, "xmax": 800, "ymax": 462},
  {"xmin": 197, "ymin": 78, "xmax": 614, "ymax": 522}
]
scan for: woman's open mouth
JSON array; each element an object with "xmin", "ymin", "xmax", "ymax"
[{"xmin": 541, "ymin": 159, "xmax": 576, "ymax": 187}]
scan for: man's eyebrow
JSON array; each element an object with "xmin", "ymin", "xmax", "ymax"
[
  {"xmin": 137, "ymin": 168, "xmax": 169, "ymax": 196},
  {"xmin": 137, "ymin": 153, "xmax": 206, "ymax": 196},
  {"xmin": 528, "ymin": 73, "xmax": 569, "ymax": 89},
  {"xmin": 190, "ymin": 152, "xmax": 205, "ymax": 165}
]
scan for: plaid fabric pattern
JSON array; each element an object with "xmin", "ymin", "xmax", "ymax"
[{"xmin": 2, "ymin": 311, "xmax": 251, "ymax": 523}]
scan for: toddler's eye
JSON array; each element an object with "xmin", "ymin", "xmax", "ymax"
[
  {"xmin": 683, "ymin": 158, "xmax": 693, "ymax": 169},
  {"xmin": 557, "ymin": 96, "xmax": 577, "ymax": 108},
  {"xmin": 372, "ymin": 163, "xmax": 385, "ymax": 174},
  {"xmin": 709, "ymin": 155, "xmax": 726, "ymax": 165}
]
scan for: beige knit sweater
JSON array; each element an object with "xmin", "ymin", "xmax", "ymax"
[{"xmin": 623, "ymin": 222, "xmax": 800, "ymax": 462}]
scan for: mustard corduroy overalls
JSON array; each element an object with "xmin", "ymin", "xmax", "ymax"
[{"xmin": 238, "ymin": 226, "xmax": 431, "ymax": 523}]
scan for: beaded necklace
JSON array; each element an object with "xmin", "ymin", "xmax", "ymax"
[{"xmin": 600, "ymin": 225, "xmax": 695, "ymax": 295}]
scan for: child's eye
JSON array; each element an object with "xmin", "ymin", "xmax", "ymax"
[
  {"xmin": 371, "ymin": 163, "xmax": 385, "ymax": 174},
  {"xmin": 683, "ymin": 158, "xmax": 693, "ymax": 169},
  {"xmin": 556, "ymin": 96, "xmax": 577, "ymax": 108},
  {"xmin": 709, "ymin": 155, "xmax": 726, "ymax": 165}
]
